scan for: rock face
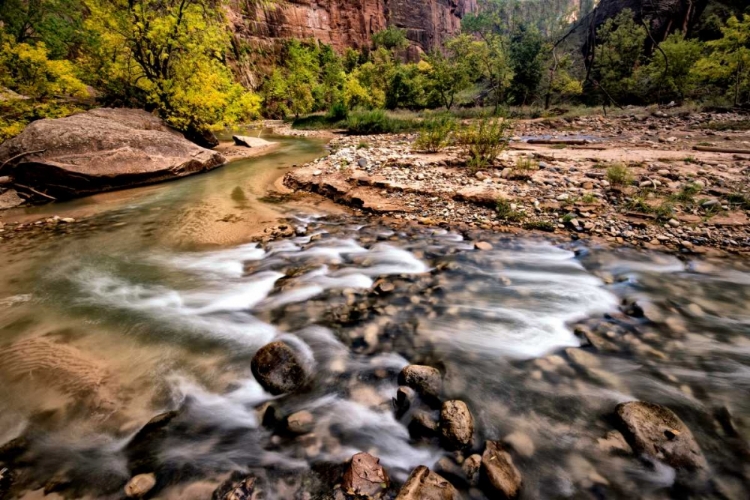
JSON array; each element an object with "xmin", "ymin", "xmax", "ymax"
[
  {"xmin": 614, "ymin": 401, "xmax": 708, "ymax": 470},
  {"xmin": 341, "ymin": 452, "xmax": 390, "ymax": 497},
  {"xmin": 226, "ymin": 0, "xmax": 478, "ymax": 53},
  {"xmin": 0, "ymin": 108, "xmax": 225, "ymax": 200},
  {"xmin": 396, "ymin": 466, "xmax": 458, "ymax": 500},
  {"xmin": 481, "ymin": 441, "xmax": 522, "ymax": 499},
  {"xmin": 251, "ymin": 341, "xmax": 309, "ymax": 395}
]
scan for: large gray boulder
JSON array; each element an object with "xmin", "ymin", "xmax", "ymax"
[{"xmin": 0, "ymin": 108, "xmax": 225, "ymax": 200}]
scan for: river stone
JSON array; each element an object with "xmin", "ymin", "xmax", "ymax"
[
  {"xmin": 409, "ymin": 409, "xmax": 439, "ymax": 438},
  {"xmin": 0, "ymin": 189, "xmax": 24, "ymax": 210},
  {"xmin": 398, "ymin": 365, "xmax": 442, "ymax": 404},
  {"xmin": 212, "ymin": 473, "xmax": 260, "ymax": 500},
  {"xmin": 251, "ymin": 341, "xmax": 308, "ymax": 395},
  {"xmin": 0, "ymin": 108, "xmax": 225, "ymax": 199},
  {"xmin": 440, "ymin": 400, "xmax": 474, "ymax": 450},
  {"xmin": 395, "ymin": 466, "xmax": 458, "ymax": 500},
  {"xmin": 481, "ymin": 441, "xmax": 522, "ymax": 499},
  {"xmin": 232, "ymin": 135, "xmax": 274, "ymax": 148},
  {"xmin": 462, "ymin": 454, "xmax": 482, "ymax": 486},
  {"xmin": 341, "ymin": 452, "xmax": 389, "ymax": 497},
  {"xmin": 614, "ymin": 401, "xmax": 708, "ymax": 470},
  {"xmin": 125, "ymin": 473, "xmax": 156, "ymax": 498},
  {"xmin": 286, "ymin": 410, "xmax": 314, "ymax": 434}
]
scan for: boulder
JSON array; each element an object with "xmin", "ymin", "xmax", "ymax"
[
  {"xmin": 341, "ymin": 452, "xmax": 390, "ymax": 498},
  {"xmin": 614, "ymin": 401, "xmax": 708, "ymax": 470},
  {"xmin": 251, "ymin": 341, "xmax": 308, "ymax": 395},
  {"xmin": 481, "ymin": 441, "xmax": 522, "ymax": 499},
  {"xmin": 395, "ymin": 466, "xmax": 458, "ymax": 500},
  {"xmin": 398, "ymin": 365, "xmax": 442, "ymax": 404},
  {"xmin": 0, "ymin": 108, "xmax": 225, "ymax": 200},
  {"xmin": 232, "ymin": 135, "xmax": 273, "ymax": 148},
  {"xmin": 440, "ymin": 400, "xmax": 474, "ymax": 450},
  {"xmin": 124, "ymin": 473, "xmax": 157, "ymax": 498}
]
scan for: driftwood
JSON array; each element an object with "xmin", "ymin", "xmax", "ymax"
[
  {"xmin": 13, "ymin": 183, "xmax": 57, "ymax": 201},
  {"xmin": 0, "ymin": 149, "xmax": 46, "ymax": 170},
  {"xmin": 693, "ymin": 145, "xmax": 750, "ymax": 154}
]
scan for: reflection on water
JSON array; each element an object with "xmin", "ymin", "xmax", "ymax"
[{"xmin": 1, "ymin": 140, "xmax": 750, "ymax": 499}]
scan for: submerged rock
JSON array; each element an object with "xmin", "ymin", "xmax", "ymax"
[
  {"xmin": 481, "ymin": 441, "xmax": 522, "ymax": 499},
  {"xmin": 440, "ymin": 400, "xmax": 474, "ymax": 450},
  {"xmin": 251, "ymin": 341, "xmax": 308, "ymax": 395},
  {"xmin": 212, "ymin": 473, "xmax": 260, "ymax": 500},
  {"xmin": 341, "ymin": 452, "xmax": 390, "ymax": 498},
  {"xmin": 286, "ymin": 410, "xmax": 315, "ymax": 435},
  {"xmin": 124, "ymin": 473, "xmax": 156, "ymax": 498},
  {"xmin": 398, "ymin": 365, "xmax": 442, "ymax": 404},
  {"xmin": 614, "ymin": 401, "xmax": 708, "ymax": 470},
  {"xmin": 0, "ymin": 108, "xmax": 225, "ymax": 200},
  {"xmin": 395, "ymin": 466, "xmax": 458, "ymax": 500}
]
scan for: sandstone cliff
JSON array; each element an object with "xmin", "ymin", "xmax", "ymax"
[{"xmin": 226, "ymin": 0, "xmax": 478, "ymax": 53}]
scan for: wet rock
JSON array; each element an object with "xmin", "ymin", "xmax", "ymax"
[
  {"xmin": 440, "ymin": 400, "xmax": 474, "ymax": 450},
  {"xmin": 462, "ymin": 454, "xmax": 482, "ymax": 487},
  {"xmin": 232, "ymin": 135, "xmax": 274, "ymax": 149},
  {"xmin": 597, "ymin": 430, "xmax": 632, "ymax": 455},
  {"xmin": 212, "ymin": 473, "xmax": 260, "ymax": 500},
  {"xmin": 409, "ymin": 409, "xmax": 439, "ymax": 438},
  {"xmin": 481, "ymin": 441, "xmax": 522, "ymax": 499},
  {"xmin": 0, "ymin": 466, "xmax": 13, "ymax": 498},
  {"xmin": 251, "ymin": 341, "xmax": 308, "ymax": 395},
  {"xmin": 614, "ymin": 401, "xmax": 708, "ymax": 470},
  {"xmin": 396, "ymin": 466, "xmax": 458, "ymax": 500},
  {"xmin": 125, "ymin": 410, "xmax": 180, "ymax": 473},
  {"xmin": 398, "ymin": 365, "xmax": 442, "ymax": 404},
  {"xmin": 125, "ymin": 473, "xmax": 156, "ymax": 498},
  {"xmin": 503, "ymin": 431, "xmax": 535, "ymax": 458},
  {"xmin": 394, "ymin": 386, "xmax": 415, "ymax": 417},
  {"xmin": 286, "ymin": 410, "xmax": 314, "ymax": 435},
  {"xmin": 341, "ymin": 452, "xmax": 389, "ymax": 498},
  {"xmin": 475, "ymin": 241, "xmax": 493, "ymax": 251}
]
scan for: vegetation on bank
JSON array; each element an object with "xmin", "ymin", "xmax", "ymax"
[{"xmin": 0, "ymin": 0, "xmax": 749, "ymax": 142}]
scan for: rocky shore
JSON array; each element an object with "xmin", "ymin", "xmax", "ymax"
[{"xmin": 283, "ymin": 110, "xmax": 750, "ymax": 257}]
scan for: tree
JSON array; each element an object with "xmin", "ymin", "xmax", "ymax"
[
  {"xmin": 84, "ymin": 0, "xmax": 260, "ymax": 133},
  {"xmin": 0, "ymin": 0, "xmax": 88, "ymax": 58},
  {"xmin": 423, "ymin": 35, "xmax": 477, "ymax": 109},
  {"xmin": 372, "ymin": 27, "xmax": 408, "ymax": 51},
  {"xmin": 509, "ymin": 25, "xmax": 544, "ymax": 105},
  {"xmin": 695, "ymin": 14, "xmax": 750, "ymax": 106},
  {"xmin": 640, "ymin": 32, "xmax": 703, "ymax": 102}
]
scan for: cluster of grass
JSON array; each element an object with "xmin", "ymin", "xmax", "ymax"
[
  {"xmin": 457, "ymin": 117, "xmax": 513, "ymax": 169},
  {"xmin": 523, "ymin": 220, "xmax": 555, "ymax": 232},
  {"xmin": 414, "ymin": 114, "xmax": 457, "ymax": 152},
  {"xmin": 496, "ymin": 198, "xmax": 525, "ymax": 222},
  {"xmin": 626, "ymin": 196, "xmax": 675, "ymax": 220},
  {"xmin": 702, "ymin": 120, "xmax": 750, "ymax": 131},
  {"xmin": 726, "ymin": 193, "xmax": 750, "ymax": 210},
  {"xmin": 581, "ymin": 193, "xmax": 598, "ymax": 204},
  {"xmin": 606, "ymin": 163, "xmax": 633, "ymax": 186},
  {"xmin": 345, "ymin": 109, "xmax": 421, "ymax": 135},
  {"xmin": 669, "ymin": 183, "xmax": 702, "ymax": 205}
]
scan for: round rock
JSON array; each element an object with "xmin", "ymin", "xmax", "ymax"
[
  {"xmin": 342, "ymin": 452, "xmax": 389, "ymax": 497},
  {"xmin": 440, "ymin": 400, "xmax": 474, "ymax": 450},
  {"xmin": 125, "ymin": 473, "xmax": 156, "ymax": 498},
  {"xmin": 481, "ymin": 441, "xmax": 522, "ymax": 499},
  {"xmin": 398, "ymin": 365, "xmax": 442, "ymax": 404},
  {"xmin": 251, "ymin": 341, "xmax": 308, "ymax": 395}
]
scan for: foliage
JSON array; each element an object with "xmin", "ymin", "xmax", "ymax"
[
  {"xmin": 509, "ymin": 25, "xmax": 544, "ymax": 105},
  {"xmin": 456, "ymin": 117, "xmax": 513, "ymax": 168},
  {"xmin": 640, "ymin": 32, "xmax": 704, "ymax": 101},
  {"xmin": 423, "ymin": 35, "xmax": 478, "ymax": 110},
  {"xmin": 694, "ymin": 14, "xmax": 750, "ymax": 106},
  {"xmin": 593, "ymin": 9, "xmax": 647, "ymax": 104},
  {"xmin": 523, "ymin": 220, "xmax": 555, "ymax": 232},
  {"xmin": 84, "ymin": 0, "xmax": 260, "ymax": 133},
  {"xmin": 414, "ymin": 114, "xmax": 457, "ymax": 152},
  {"xmin": 496, "ymin": 197, "xmax": 525, "ymax": 222},
  {"xmin": 606, "ymin": 163, "xmax": 633, "ymax": 186},
  {"xmin": 372, "ymin": 27, "xmax": 408, "ymax": 51},
  {"xmin": 345, "ymin": 109, "xmax": 419, "ymax": 135}
]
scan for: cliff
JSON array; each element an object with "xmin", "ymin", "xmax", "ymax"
[{"xmin": 226, "ymin": 0, "xmax": 478, "ymax": 53}]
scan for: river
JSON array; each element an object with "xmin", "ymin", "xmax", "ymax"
[{"xmin": 0, "ymin": 135, "xmax": 748, "ymax": 499}]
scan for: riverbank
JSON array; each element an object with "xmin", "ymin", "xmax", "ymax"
[{"xmin": 284, "ymin": 110, "xmax": 750, "ymax": 257}]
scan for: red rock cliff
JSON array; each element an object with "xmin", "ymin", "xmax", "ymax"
[{"xmin": 226, "ymin": 0, "xmax": 478, "ymax": 52}]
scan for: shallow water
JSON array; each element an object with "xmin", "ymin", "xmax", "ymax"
[{"xmin": 1, "ymin": 138, "xmax": 749, "ymax": 499}]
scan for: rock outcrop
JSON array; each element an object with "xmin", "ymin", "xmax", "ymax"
[
  {"xmin": 0, "ymin": 108, "xmax": 225, "ymax": 201},
  {"xmin": 226, "ymin": 0, "xmax": 478, "ymax": 54}
]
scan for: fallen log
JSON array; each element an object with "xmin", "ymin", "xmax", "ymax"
[
  {"xmin": 527, "ymin": 138, "xmax": 591, "ymax": 145},
  {"xmin": 693, "ymin": 145, "xmax": 750, "ymax": 154}
]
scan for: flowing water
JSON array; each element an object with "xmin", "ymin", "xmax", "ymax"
[{"xmin": 0, "ymin": 136, "xmax": 749, "ymax": 499}]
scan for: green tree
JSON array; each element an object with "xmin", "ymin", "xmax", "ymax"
[
  {"xmin": 640, "ymin": 32, "xmax": 703, "ymax": 102},
  {"xmin": 84, "ymin": 0, "xmax": 260, "ymax": 133},
  {"xmin": 372, "ymin": 27, "xmax": 408, "ymax": 51},
  {"xmin": 695, "ymin": 14, "xmax": 750, "ymax": 106},
  {"xmin": 509, "ymin": 24, "xmax": 544, "ymax": 105},
  {"xmin": 0, "ymin": 0, "xmax": 88, "ymax": 58},
  {"xmin": 423, "ymin": 35, "xmax": 477, "ymax": 109}
]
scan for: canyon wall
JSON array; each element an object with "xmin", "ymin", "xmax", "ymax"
[{"xmin": 226, "ymin": 0, "xmax": 478, "ymax": 53}]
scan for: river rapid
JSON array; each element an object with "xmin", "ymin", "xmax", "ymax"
[{"xmin": 0, "ymin": 136, "xmax": 749, "ymax": 499}]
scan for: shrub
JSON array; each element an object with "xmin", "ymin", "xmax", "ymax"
[
  {"xmin": 496, "ymin": 198, "xmax": 525, "ymax": 222},
  {"xmin": 606, "ymin": 163, "xmax": 633, "ymax": 186},
  {"xmin": 582, "ymin": 193, "xmax": 597, "ymax": 203},
  {"xmin": 414, "ymin": 114, "xmax": 456, "ymax": 152},
  {"xmin": 345, "ymin": 109, "xmax": 419, "ymax": 135},
  {"xmin": 670, "ymin": 183, "xmax": 702, "ymax": 204},
  {"xmin": 327, "ymin": 101, "xmax": 349, "ymax": 122},
  {"xmin": 457, "ymin": 117, "xmax": 513, "ymax": 169},
  {"xmin": 523, "ymin": 220, "xmax": 555, "ymax": 232}
]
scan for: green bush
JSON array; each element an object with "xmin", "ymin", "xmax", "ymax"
[
  {"xmin": 523, "ymin": 220, "xmax": 555, "ymax": 232},
  {"xmin": 457, "ymin": 117, "xmax": 513, "ymax": 169},
  {"xmin": 496, "ymin": 198, "xmax": 525, "ymax": 222},
  {"xmin": 414, "ymin": 114, "xmax": 456, "ymax": 152},
  {"xmin": 606, "ymin": 163, "xmax": 633, "ymax": 186},
  {"xmin": 345, "ymin": 109, "xmax": 419, "ymax": 135}
]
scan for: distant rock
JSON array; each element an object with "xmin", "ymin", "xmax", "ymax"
[
  {"xmin": 396, "ymin": 466, "xmax": 458, "ymax": 500},
  {"xmin": 251, "ymin": 341, "xmax": 309, "ymax": 395},
  {"xmin": 614, "ymin": 401, "xmax": 708, "ymax": 470},
  {"xmin": 341, "ymin": 452, "xmax": 390, "ymax": 497},
  {"xmin": 481, "ymin": 441, "xmax": 522, "ymax": 499},
  {"xmin": 0, "ymin": 108, "xmax": 225, "ymax": 200}
]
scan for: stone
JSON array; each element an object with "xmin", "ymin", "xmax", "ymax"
[
  {"xmin": 342, "ymin": 452, "xmax": 390, "ymax": 498},
  {"xmin": 232, "ymin": 135, "xmax": 274, "ymax": 148},
  {"xmin": 212, "ymin": 473, "xmax": 260, "ymax": 500},
  {"xmin": 614, "ymin": 401, "xmax": 708, "ymax": 470},
  {"xmin": 125, "ymin": 473, "xmax": 157, "ymax": 498},
  {"xmin": 440, "ymin": 400, "xmax": 474, "ymax": 450},
  {"xmin": 409, "ymin": 409, "xmax": 439, "ymax": 438},
  {"xmin": 398, "ymin": 365, "xmax": 442, "ymax": 404},
  {"xmin": 0, "ymin": 108, "xmax": 225, "ymax": 200},
  {"xmin": 0, "ymin": 189, "xmax": 24, "ymax": 210},
  {"xmin": 395, "ymin": 386, "xmax": 416, "ymax": 415},
  {"xmin": 251, "ymin": 341, "xmax": 308, "ymax": 395},
  {"xmin": 503, "ymin": 431, "xmax": 535, "ymax": 458},
  {"xmin": 395, "ymin": 466, "xmax": 458, "ymax": 500},
  {"xmin": 357, "ymin": 158, "xmax": 368, "ymax": 168},
  {"xmin": 475, "ymin": 241, "xmax": 493, "ymax": 251},
  {"xmin": 462, "ymin": 454, "xmax": 482, "ymax": 486},
  {"xmin": 481, "ymin": 441, "xmax": 522, "ymax": 499},
  {"xmin": 286, "ymin": 410, "xmax": 314, "ymax": 434}
]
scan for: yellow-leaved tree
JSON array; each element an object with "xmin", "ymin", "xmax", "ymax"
[{"xmin": 83, "ymin": 0, "xmax": 261, "ymax": 134}]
